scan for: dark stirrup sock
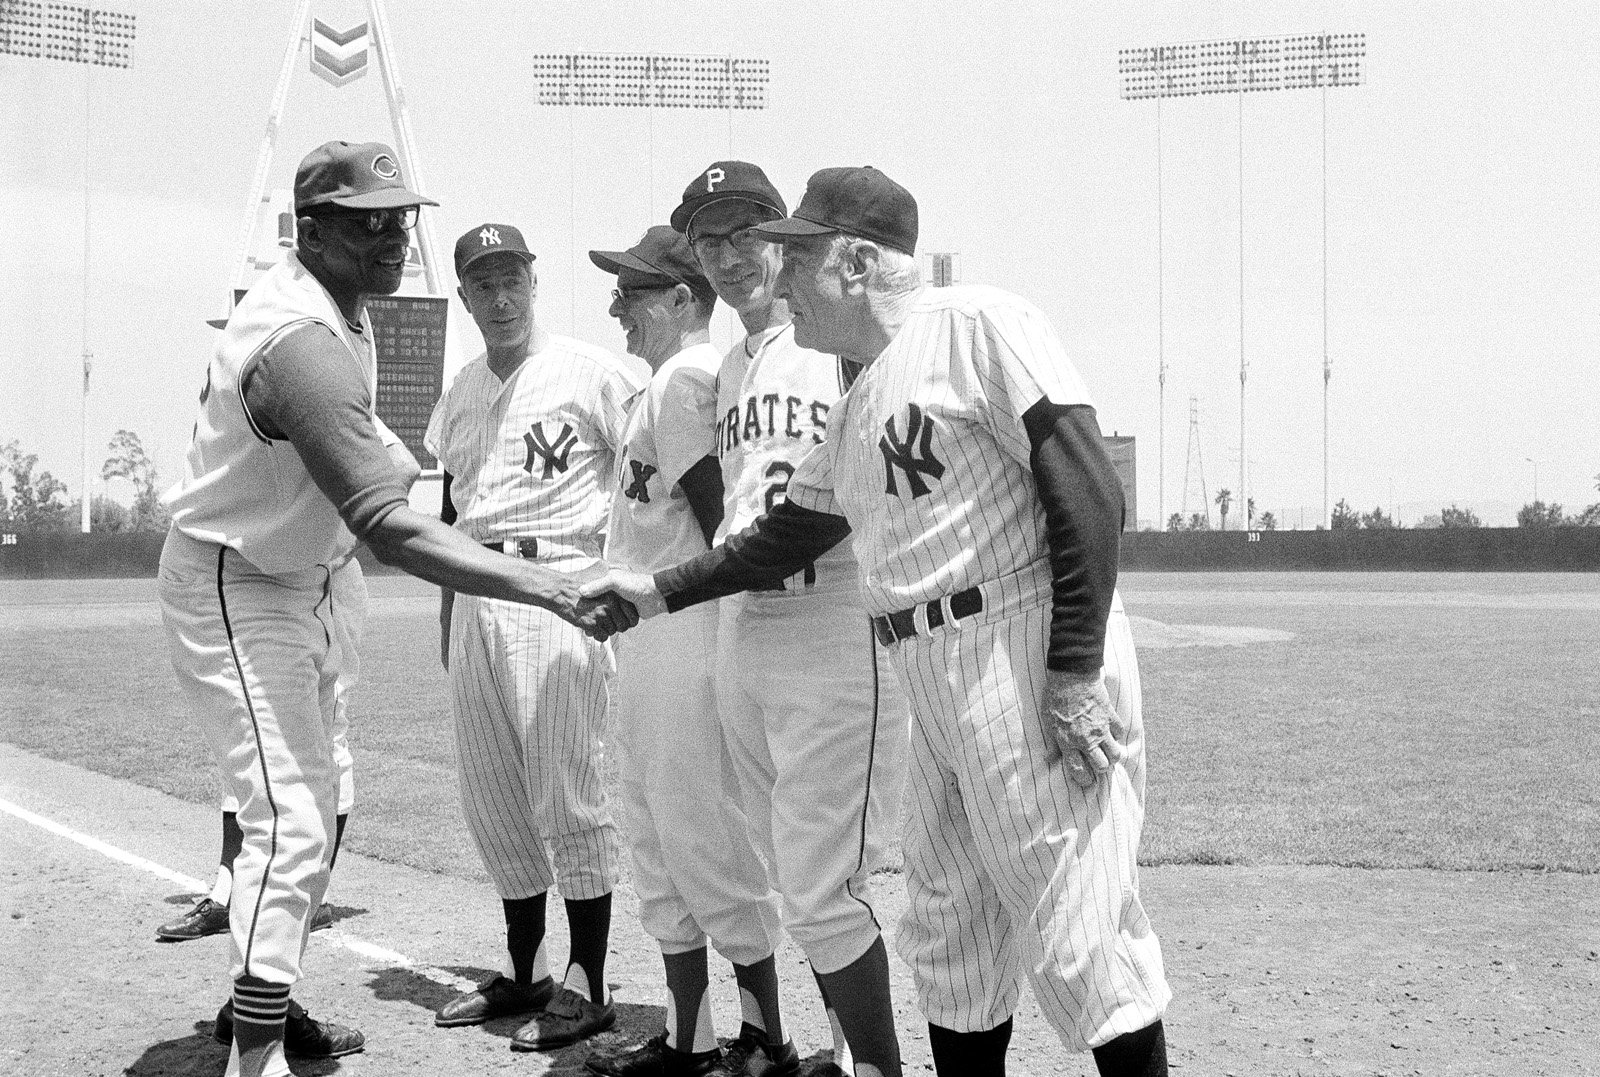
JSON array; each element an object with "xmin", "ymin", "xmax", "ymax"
[
  {"xmin": 662, "ymin": 947, "xmax": 711, "ymax": 1051},
  {"xmin": 732, "ymin": 953, "xmax": 785, "ymax": 1045},
  {"xmin": 502, "ymin": 892, "xmax": 549, "ymax": 985},
  {"xmin": 564, "ymin": 892, "xmax": 613, "ymax": 1001},
  {"xmin": 232, "ymin": 976, "xmax": 289, "ymax": 1072},
  {"xmin": 928, "ymin": 1018, "xmax": 1013, "ymax": 1077},
  {"xmin": 812, "ymin": 936, "xmax": 901, "ymax": 1077},
  {"xmin": 219, "ymin": 811, "xmax": 243, "ymax": 872},
  {"xmin": 1092, "ymin": 1020, "xmax": 1168, "ymax": 1077}
]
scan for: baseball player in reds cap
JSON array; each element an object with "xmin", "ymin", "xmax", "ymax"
[
  {"xmin": 585, "ymin": 166, "xmax": 1172, "ymax": 1077},
  {"xmin": 425, "ymin": 222, "xmax": 643, "ymax": 1052},
  {"xmin": 159, "ymin": 140, "xmax": 634, "ymax": 1077},
  {"xmin": 626, "ymin": 161, "xmax": 911, "ymax": 1077},
  {"xmin": 582, "ymin": 225, "xmax": 797, "ymax": 1077}
]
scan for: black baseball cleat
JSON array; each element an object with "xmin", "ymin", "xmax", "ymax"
[
  {"xmin": 309, "ymin": 903, "xmax": 335, "ymax": 932},
  {"xmin": 213, "ymin": 998, "xmax": 365, "ymax": 1058},
  {"xmin": 436, "ymin": 974, "xmax": 554, "ymax": 1027},
  {"xmin": 155, "ymin": 897, "xmax": 228, "ymax": 941},
  {"xmin": 716, "ymin": 1024, "xmax": 801, "ymax": 1076},
  {"xmin": 511, "ymin": 986, "xmax": 616, "ymax": 1050},
  {"xmin": 585, "ymin": 1030, "xmax": 723, "ymax": 1076}
]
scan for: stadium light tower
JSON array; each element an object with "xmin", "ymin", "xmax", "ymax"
[{"xmin": 1120, "ymin": 32, "xmax": 1365, "ymax": 530}]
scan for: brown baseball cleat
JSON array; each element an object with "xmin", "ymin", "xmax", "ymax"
[
  {"xmin": 155, "ymin": 897, "xmax": 229, "ymax": 941},
  {"xmin": 511, "ymin": 986, "xmax": 616, "ymax": 1050},
  {"xmin": 716, "ymin": 1024, "xmax": 801, "ymax": 1076},
  {"xmin": 213, "ymin": 998, "xmax": 365, "ymax": 1058},
  {"xmin": 436, "ymin": 974, "xmax": 554, "ymax": 1027},
  {"xmin": 309, "ymin": 903, "xmax": 335, "ymax": 932}
]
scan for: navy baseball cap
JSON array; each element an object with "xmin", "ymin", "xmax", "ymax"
[
  {"xmin": 669, "ymin": 160, "xmax": 787, "ymax": 235},
  {"xmin": 753, "ymin": 166, "xmax": 918, "ymax": 256},
  {"xmin": 455, "ymin": 223, "xmax": 537, "ymax": 277},
  {"xmin": 295, "ymin": 140, "xmax": 437, "ymax": 213},
  {"xmin": 589, "ymin": 226, "xmax": 715, "ymax": 303}
]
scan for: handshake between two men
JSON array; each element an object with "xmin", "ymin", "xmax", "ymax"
[{"xmin": 545, "ymin": 566, "xmax": 667, "ymax": 644}]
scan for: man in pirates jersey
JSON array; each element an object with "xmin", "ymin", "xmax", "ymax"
[
  {"xmin": 585, "ymin": 167, "xmax": 1171, "ymax": 1077},
  {"xmin": 426, "ymin": 222, "xmax": 642, "ymax": 1052},
  {"xmin": 664, "ymin": 162, "xmax": 909, "ymax": 1077},
  {"xmin": 159, "ymin": 140, "xmax": 634, "ymax": 1077},
  {"xmin": 583, "ymin": 225, "xmax": 795, "ymax": 1077}
]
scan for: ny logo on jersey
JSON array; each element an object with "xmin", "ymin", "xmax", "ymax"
[
  {"xmin": 523, "ymin": 421, "xmax": 577, "ymax": 479},
  {"xmin": 479, "ymin": 226, "xmax": 501, "ymax": 246},
  {"xmin": 623, "ymin": 459, "xmax": 657, "ymax": 503},
  {"xmin": 879, "ymin": 403, "xmax": 945, "ymax": 498}
]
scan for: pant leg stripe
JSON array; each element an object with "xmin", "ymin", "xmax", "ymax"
[
  {"xmin": 215, "ymin": 545, "xmax": 281, "ymax": 978},
  {"xmin": 841, "ymin": 617, "xmax": 882, "ymax": 932}
]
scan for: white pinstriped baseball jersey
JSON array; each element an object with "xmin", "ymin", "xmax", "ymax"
[
  {"xmin": 715, "ymin": 322, "xmax": 856, "ymax": 592},
  {"xmin": 788, "ymin": 285, "xmax": 1093, "ymax": 615},
  {"xmin": 606, "ymin": 342, "xmax": 720, "ymax": 573},
  {"xmin": 425, "ymin": 335, "xmax": 642, "ymax": 546}
]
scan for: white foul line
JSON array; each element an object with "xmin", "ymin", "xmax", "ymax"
[{"xmin": 0, "ymin": 793, "xmax": 478, "ymax": 995}]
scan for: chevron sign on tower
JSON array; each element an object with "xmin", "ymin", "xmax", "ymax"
[{"xmin": 310, "ymin": 19, "xmax": 368, "ymax": 86}]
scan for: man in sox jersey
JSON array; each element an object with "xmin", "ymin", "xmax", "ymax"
[
  {"xmin": 425, "ymin": 222, "xmax": 642, "ymax": 1051},
  {"xmin": 586, "ymin": 167, "xmax": 1171, "ymax": 1077},
  {"xmin": 661, "ymin": 161, "xmax": 911, "ymax": 1077},
  {"xmin": 583, "ymin": 225, "xmax": 797, "ymax": 1077},
  {"xmin": 157, "ymin": 418, "xmax": 420, "ymax": 946},
  {"xmin": 160, "ymin": 140, "xmax": 634, "ymax": 1077}
]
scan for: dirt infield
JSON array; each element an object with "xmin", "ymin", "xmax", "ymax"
[{"xmin": 4, "ymin": 572, "xmax": 1598, "ymax": 1075}]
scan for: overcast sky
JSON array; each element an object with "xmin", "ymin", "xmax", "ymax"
[{"xmin": 3, "ymin": 0, "xmax": 1596, "ymax": 527}]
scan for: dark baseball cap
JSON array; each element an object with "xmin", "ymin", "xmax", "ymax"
[
  {"xmin": 294, "ymin": 140, "xmax": 437, "ymax": 213},
  {"xmin": 589, "ymin": 225, "xmax": 714, "ymax": 302},
  {"xmin": 455, "ymin": 223, "xmax": 537, "ymax": 277},
  {"xmin": 753, "ymin": 166, "xmax": 918, "ymax": 256},
  {"xmin": 669, "ymin": 160, "xmax": 787, "ymax": 235}
]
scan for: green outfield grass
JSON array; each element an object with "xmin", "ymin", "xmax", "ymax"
[{"xmin": 3, "ymin": 572, "xmax": 1596, "ymax": 877}]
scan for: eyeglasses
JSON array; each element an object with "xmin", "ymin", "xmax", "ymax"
[
  {"xmin": 689, "ymin": 225, "xmax": 769, "ymax": 258},
  {"xmin": 310, "ymin": 205, "xmax": 420, "ymax": 234},
  {"xmin": 611, "ymin": 284, "xmax": 675, "ymax": 303}
]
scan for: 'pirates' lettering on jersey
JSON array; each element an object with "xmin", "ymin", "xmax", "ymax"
[
  {"xmin": 524, "ymin": 421, "xmax": 578, "ymax": 479},
  {"xmin": 716, "ymin": 393, "xmax": 829, "ymax": 455}
]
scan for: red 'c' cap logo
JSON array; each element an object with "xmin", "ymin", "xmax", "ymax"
[{"xmin": 371, "ymin": 154, "xmax": 400, "ymax": 180}]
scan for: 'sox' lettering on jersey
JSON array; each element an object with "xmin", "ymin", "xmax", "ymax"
[
  {"xmin": 523, "ymin": 421, "xmax": 578, "ymax": 479},
  {"xmin": 879, "ymin": 403, "xmax": 945, "ymax": 498},
  {"xmin": 623, "ymin": 459, "xmax": 657, "ymax": 503}
]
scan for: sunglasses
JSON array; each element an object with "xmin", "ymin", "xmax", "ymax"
[{"xmin": 311, "ymin": 205, "xmax": 420, "ymax": 234}]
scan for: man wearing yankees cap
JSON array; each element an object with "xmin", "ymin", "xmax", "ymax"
[
  {"xmin": 160, "ymin": 141, "xmax": 634, "ymax": 1077},
  {"xmin": 427, "ymin": 222, "xmax": 643, "ymax": 1052},
  {"xmin": 583, "ymin": 224, "xmax": 797, "ymax": 1077},
  {"xmin": 586, "ymin": 166, "xmax": 1172, "ymax": 1077}
]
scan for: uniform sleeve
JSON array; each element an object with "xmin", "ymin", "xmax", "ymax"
[
  {"xmin": 786, "ymin": 426, "xmax": 841, "ymax": 515},
  {"xmin": 596, "ymin": 360, "xmax": 647, "ymax": 452},
  {"xmin": 656, "ymin": 501, "xmax": 851, "ymax": 611},
  {"xmin": 244, "ymin": 323, "xmax": 409, "ymax": 539},
  {"xmin": 652, "ymin": 363, "xmax": 719, "ymax": 489},
  {"xmin": 423, "ymin": 385, "xmax": 449, "ymax": 461},
  {"xmin": 373, "ymin": 413, "xmax": 403, "ymax": 448},
  {"xmin": 974, "ymin": 297, "xmax": 1094, "ymax": 466}
]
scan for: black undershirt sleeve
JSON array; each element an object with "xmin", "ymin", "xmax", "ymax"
[
  {"xmin": 676, "ymin": 455, "xmax": 725, "ymax": 549},
  {"xmin": 654, "ymin": 500, "xmax": 851, "ymax": 612},
  {"xmin": 243, "ymin": 322, "xmax": 410, "ymax": 540},
  {"xmin": 1023, "ymin": 399, "xmax": 1124, "ymax": 675},
  {"xmin": 439, "ymin": 470, "xmax": 457, "ymax": 526}
]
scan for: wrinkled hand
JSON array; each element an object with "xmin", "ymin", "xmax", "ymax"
[
  {"xmin": 579, "ymin": 569, "xmax": 668, "ymax": 621},
  {"xmin": 1044, "ymin": 671, "xmax": 1128, "ymax": 788},
  {"xmin": 562, "ymin": 589, "xmax": 639, "ymax": 642}
]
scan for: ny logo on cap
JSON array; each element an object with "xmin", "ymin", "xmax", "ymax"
[
  {"xmin": 480, "ymin": 226, "xmax": 502, "ymax": 247},
  {"xmin": 371, "ymin": 154, "xmax": 399, "ymax": 179},
  {"xmin": 705, "ymin": 167, "xmax": 725, "ymax": 192}
]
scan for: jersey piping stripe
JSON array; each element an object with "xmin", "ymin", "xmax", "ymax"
[
  {"xmin": 841, "ymin": 617, "xmax": 882, "ymax": 933},
  {"xmin": 236, "ymin": 320, "xmax": 315, "ymax": 445},
  {"xmin": 215, "ymin": 545, "xmax": 282, "ymax": 977}
]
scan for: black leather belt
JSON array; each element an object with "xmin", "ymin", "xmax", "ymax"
[
  {"xmin": 872, "ymin": 586, "xmax": 983, "ymax": 646},
  {"xmin": 483, "ymin": 538, "xmax": 539, "ymax": 558}
]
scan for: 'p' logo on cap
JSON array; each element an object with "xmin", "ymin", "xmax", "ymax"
[{"xmin": 705, "ymin": 167, "xmax": 725, "ymax": 191}]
